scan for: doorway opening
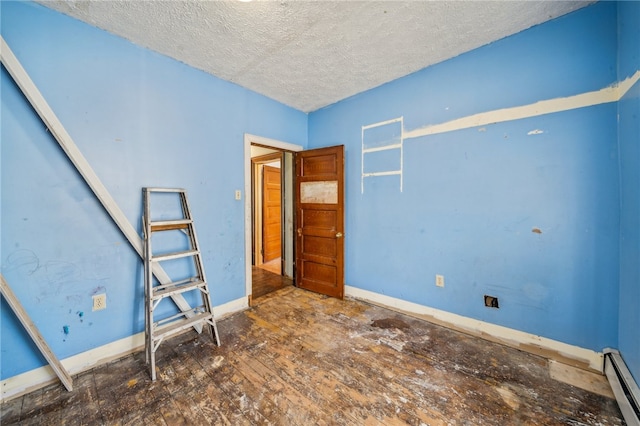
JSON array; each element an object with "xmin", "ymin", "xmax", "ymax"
[
  {"xmin": 252, "ymin": 150, "xmax": 284, "ymax": 274},
  {"xmin": 244, "ymin": 135, "xmax": 303, "ymax": 305}
]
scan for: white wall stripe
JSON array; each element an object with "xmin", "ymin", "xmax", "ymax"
[
  {"xmin": 404, "ymin": 71, "xmax": 640, "ymax": 140},
  {"xmin": 618, "ymin": 71, "xmax": 640, "ymax": 98}
]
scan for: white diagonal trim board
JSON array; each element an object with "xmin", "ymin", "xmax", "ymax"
[
  {"xmin": 404, "ymin": 71, "xmax": 640, "ymax": 140},
  {"xmin": 0, "ymin": 36, "xmax": 202, "ymax": 331},
  {"xmin": 0, "ymin": 275, "xmax": 73, "ymax": 392}
]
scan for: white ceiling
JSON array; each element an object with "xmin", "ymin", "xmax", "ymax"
[{"xmin": 38, "ymin": 1, "xmax": 592, "ymax": 113}]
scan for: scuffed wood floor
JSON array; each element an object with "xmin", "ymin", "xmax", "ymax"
[
  {"xmin": 1, "ymin": 286, "xmax": 624, "ymax": 425},
  {"xmin": 252, "ymin": 266, "xmax": 292, "ymax": 300}
]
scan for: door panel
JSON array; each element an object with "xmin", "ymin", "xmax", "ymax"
[
  {"xmin": 295, "ymin": 145, "xmax": 344, "ymax": 299},
  {"xmin": 262, "ymin": 165, "xmax": 282, "ymax": 263},
  {"xmin": 302, "ymin": 236, "xmax": 336, "ymax": 258}
]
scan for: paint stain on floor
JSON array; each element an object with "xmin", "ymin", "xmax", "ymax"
[{"xmin": 370, "ymin": 317, "xmax": 411, "ymax": 331}]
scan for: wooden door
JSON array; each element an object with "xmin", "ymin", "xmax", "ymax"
[
  {"xmin": 295, "ymin": 145, "xmax": 344, "ymax": 299},
  {"xmin": 262, "ymin": 165, "xmax": 282, "ymax": 263}
]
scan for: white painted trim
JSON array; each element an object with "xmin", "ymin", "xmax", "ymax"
[
  {"xmin": 363, "ymin": 143, "xmax": 403, "ymax": 153},
  {"xmin": 361, "ymin": 117, "xmax": 404, "ymax": 193},
  {"xmin": 0, "ymin": 296, "xmax": 247, "ymax": 402},
  {"xmin": 618, "ymin": 71, "xmax": 640, "ymax": 98},
  {"xmin": 362, "ymin": 117, "xmax": 404, "ymax": 130},
  {"xmin": 345, "ymin": 285, "xmax": 604, "ymax": 372},
  {"xmin": 362, "ymin": 170, "xmax": 402, "ymax": 177},
  {"xmin": 0, "ymin": 275, "xmax": 73, "ymax": 392},
  {"xmin": 245, "ymin": 134, "xmax": 304, "ymax": 153},
  {"xmin": 404, "ymin": 70, "xmax": 640, "ymax": 140},
  {"xmin": 243, "ymin": 134, "xmax": 303, "ymax": 300},
  {"xmin": 1, "ymin": 333, "xmax": 144, "ymax": 403},
  {"xmin": 214, "ymin": 294, "xmax": 249, "ymax": 319}
]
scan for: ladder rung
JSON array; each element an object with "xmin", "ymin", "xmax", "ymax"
[
  {"xmin": 152, "ymin": 278, "xmax": 206, "ymax": 300},
  {"xmin": 144, "ymin": 187, "xmax": 186, "ymax": 193},
  {"xmin": 151, "ymin": 249, "xmax": 198, "ymax": 262},
  {"xmin": 149, "ymin": 219, "xmax": 192, "ymax": 232},
  {"xmin": 153, "ymin": 311, "xmax": 213, "ymax": 342}
]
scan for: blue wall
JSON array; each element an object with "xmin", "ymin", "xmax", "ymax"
[
  {"xmin": 0, "ymin": 1, "xmax": 307, "ymax": 378},
  {"xmin": 309, "ymin": 2, "xmax": 621, "ymax": 353},
  {"xmin": 2, "ymin": 0, "xmax": 638, "ymax": 385},
  {"xmin": 617, "ymin": 1, "xmax": 640, "ymax": 384}
]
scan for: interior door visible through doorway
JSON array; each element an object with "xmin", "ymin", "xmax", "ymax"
[
  {"xmin": 262, "ymin": 165, "xmax": 282, "ymax": 264},
  {"xmin": 251, "ymin": 150, "xmax": 289, "ymax": 279}
]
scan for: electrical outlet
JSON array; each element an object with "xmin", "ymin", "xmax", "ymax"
[
  {"xmin": 92, "ymin": 293, "xmax": 106, "ymax": 311},
  {"xmin": 235, "ymin": 190, "xmax": 242, "ymax": 200},
  {"xmin": 435, "ymin": 274, "xmax": 445, "ymax": 287},
  {"xmin": 484, "ymin": 295, "xmax": 499, "ymax": 308}
]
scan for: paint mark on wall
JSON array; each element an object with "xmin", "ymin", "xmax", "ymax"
[
  {"xmin": 62, "ymin": 325, "xmax": 70, "ymax": 335},
  {"xmin": 527, "ymin": 129, "xmax": 544, "ymax": 135},
  {"xmin": 45, "ymin": 261, "xmax": 81, "ymax": 285},
  {"xmin": 532, "ymin": 228, "xmax": 542, "ymax": 234},
  {"xmin": 3, "ymin": 249, "xmax": 40, "ymax": 274},
  {"xmin": 90, "ymin": 286, "xmax": 106, "ymax": 295}
]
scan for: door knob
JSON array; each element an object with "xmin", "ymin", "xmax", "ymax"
[
  {"xmin": 297, "ymin": 228, "xmax": 302, "ymax": 237},
  {"xmin": 335, "ymin": 232, "xmax": 343, "ymax": 238}
]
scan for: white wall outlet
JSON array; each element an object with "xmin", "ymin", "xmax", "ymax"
[
  {"xmin": 235, "ymin": 190, "xmax": 242, "ymax": 200},
  {"xmin": 435, "ymin": 274, "xmax": 445, "ymax": 287},
  {"xmin": 92, "ymin": 293, "xmax": 106, "ymax": 311}
]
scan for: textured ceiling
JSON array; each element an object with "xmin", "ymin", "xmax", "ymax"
[{"xmin": 38, "ymin": 1, "xmax": 591, "ymax": 113}]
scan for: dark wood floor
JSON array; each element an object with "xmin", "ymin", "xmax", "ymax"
[
  {"xmin": 251, "ymin": 265, "xmax": 292, "ymax": 300},
  {"xmin": 1, "ymin": 286, "xmax": 623, "ymax": 425}
]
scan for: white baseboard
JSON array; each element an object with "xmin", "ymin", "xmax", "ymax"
[
  {"xmin": 214, "ymin": 294, "xmax": 249, "ymax": 320},
  {"xmin": 0, "ymin": 296, "xmax": 248, "ymax": 402},
  {"xmin": 345, "ymin": 285, "xmax": 603, "ymax": 373}
]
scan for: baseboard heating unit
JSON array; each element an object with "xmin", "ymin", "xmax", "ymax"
[{"xmin": 604, "ymin": 350, "xmax": 640, "ymax": 426}]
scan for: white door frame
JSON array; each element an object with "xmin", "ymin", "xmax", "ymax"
[{"xmin": 244, "ymin": 134, "xmax": 303, "ymax": 300}]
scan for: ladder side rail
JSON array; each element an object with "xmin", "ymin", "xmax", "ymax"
[
  {"xmin": 0, "ymin": 37, "xmax": 201, "ymax": 334},
  {"xmin": 180, "ymin": 192, "xmax": 221, "ymax": 345},
  {"xmin": 143, "ymin": 190, "xmax": 153, "ymax": 367},
  {"xmin": 180, "ymin": 192, "xmax": 205, "ymax": 282}
]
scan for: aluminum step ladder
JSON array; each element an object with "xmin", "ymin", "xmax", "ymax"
[{"xmin": 143, "ymin": 187, "xmax": 220, "ymax": 380}]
